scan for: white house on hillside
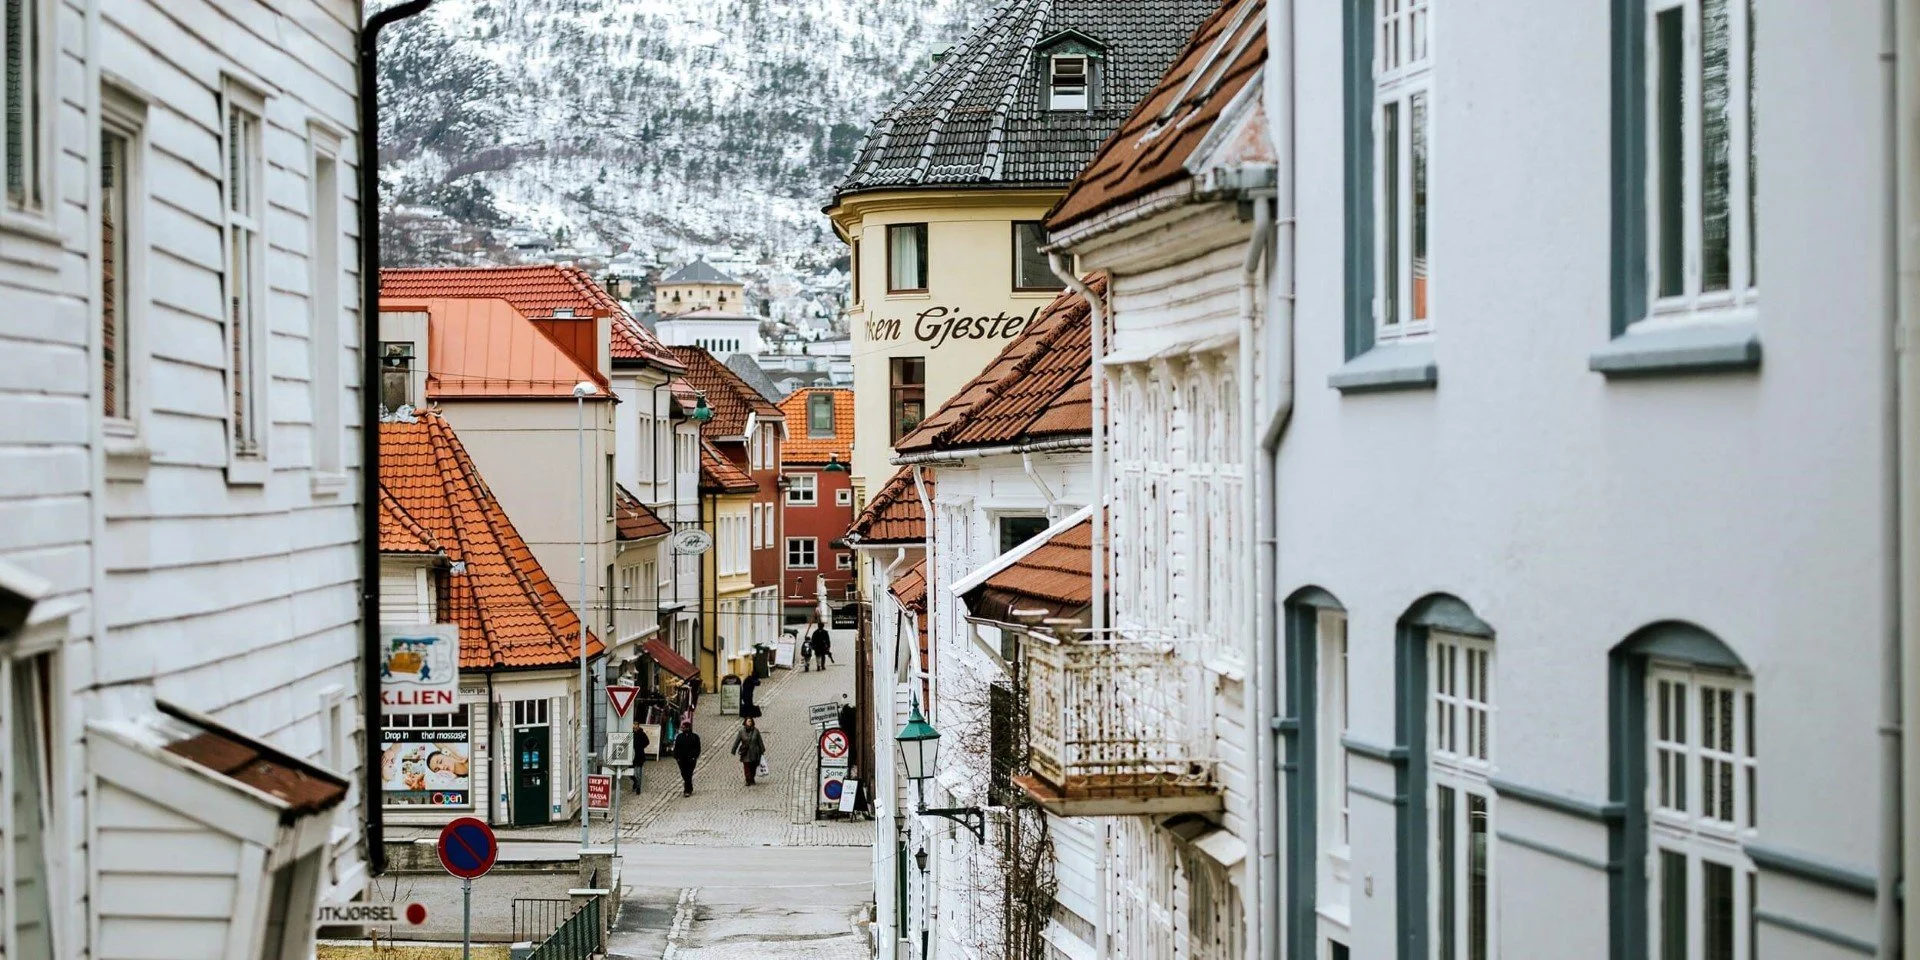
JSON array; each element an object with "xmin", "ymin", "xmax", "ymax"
[{"xmin": 0, "ymin": 0, "xmax": 372, "ymax": 955}]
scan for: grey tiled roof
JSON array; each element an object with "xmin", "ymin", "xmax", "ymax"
[
  {"xmin": 662, "ymin": 259, "xmax": 740, "ymax": 285},
  {"xmin": 834, "ymin": 0, "xmax": 1220, "ymax": 199},
  {"xmin": 725, "ymin": 354, "xmax": 788, "ymax": 404}
]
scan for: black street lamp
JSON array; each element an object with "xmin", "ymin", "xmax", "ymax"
[{"xmin": 894, "ymin": 700, "xmax": 985, "ymax": 842}]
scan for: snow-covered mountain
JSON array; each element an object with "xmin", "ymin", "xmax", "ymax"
[{"xmin": 375, "ymin": 0, "xmax": 990, "ymax": 272}]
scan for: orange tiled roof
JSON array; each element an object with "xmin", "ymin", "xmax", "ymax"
[
  {"xmin": 895, "ymin": 278, "xmax": 1100, "ymax": 456},
  {"xmin": 778, "ymin": 387, "xmax": 854, "ymax": 464},
  {"xmin": 615, "ymin": 485, "xmax": 672, "ymax": 541},
  {"xmin": 379, "ymin": 410, "xmax": 602, "ymax": 670},
  {"xmin": 1048, "ymin": 0, "xmax": 1268, "ymax": 230},
  {"xmin": 966, "ymin": 515, "xmax": 1094, "ymax": 624},
  {"xmin": 381, "ymin": 264, "xmax": 682, "ymax": 370},
  {"xmin": 378, "ymin": 488, "xmax": 443, "ymax": 555},
  {"xmin": 671, "ymin": 346, "xmax": 784, "ymax": 439},
  {"xmin": 846, "ymin": 467, "xmax": 929, "ymax": 545},
  {"xmin": 889, "ymin": 557, "xmax": 931, "ymax": 674},
  {"xmin": 699, "ymin": 438, "xmax": 758, "ymax": 494},
  {"xmin": 385, "ymin": 297, "xmax": 608, "ymax": 399}
]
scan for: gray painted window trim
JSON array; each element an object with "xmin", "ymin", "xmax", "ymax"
[
  {"xmin": 1349, "ymin": 783, "xmax": 1404, "ymax": 807},
  {"xmin": 1341, "ymin": 735, "xmax": 1405, "ymax": 764},
  {"xmin": 1281, "ymin": 597, "xmax": 1324, "ymax": 960},
  {"xmin": 1753, "ymin": 911, "xmax": 1877, "ymax": 957},
  {"xmin": 1743, "ymin": 842, "xmax": 1878, "ymax": 898},
  {"xmin": 1400, "ymin": 593, "xmax": 1496, "ymax": 639},
  {"xmin": 1602, "ymin": 0, "xmax": 1761, "ymax": 378},
  {"xmin": 1488, "ymin": 775, "xmax": 1624, "ymax": 824},
  {"xmin": 1329, "ymin": 340, "xmax": 1438, "ymax": 393},
  {"xmin": 1496, "ymin": 829, "xmax": 1614, "ymax": 874}
]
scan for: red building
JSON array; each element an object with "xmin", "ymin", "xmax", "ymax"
[{"xmin": 778, "ymin": 387, "xmax": 856, "ymax": 617}]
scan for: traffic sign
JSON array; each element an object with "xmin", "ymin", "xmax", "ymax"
[
  {"xmin": 316, "ymin": 902, "xmax": 427, "ymax": 927},
  {"xmin": 437, "ymin": 817, "xmax": 497, "ymax": 880},
  {"xmin": 809, "ymin": 701, "xmax": 840, "ymax": 727},
  {"xmin": 818, "ymin": 727, "xmax": 850, "ymax": 761},
  {"xmin": 607, "ymin": 685, "xmax": 639, "ymax": 718},
  {"xmin": 606, "ymin": 732, "xmax": 635, "ymax": 768}
]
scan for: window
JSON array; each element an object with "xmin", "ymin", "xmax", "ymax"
[
  {"xmin": 1644, "ymin": 0, "xmax": 1757, "ymax": 321},
  {"xmin": 889, "ymin": 357, "xmax": 926, "ymax": 445},
  {"xmin": 509, "ymin": 699, "xmax": 547, "ymax": 727},
  {"xmin": 836, "ymin": 488, "xmax": 852, "ymax": 507},
  {"xmin": 787, "ymin": 473, "xmax": 817, "ymax": 505},
  {"xmin": 9, "ymin": 653, "xmax": 55, "ymax": 960},
  {"xmin": 1431, "ymin": 631, "xmax": 1493, "ymax": 960},
  {"xmin": 1316, "ymin": 609, "xmax": 1351, "ymax": 909},
  {"xmin": 224, "ymin": 83, "xmax": 268, "ymax": 466},
  {"xmin": 1648, "ymin": 666, "xmax": 1754, "ymax": 960},
  {"xmin": 787, "ymin": 537, "xmax": 816, "ymax": 569},
  {"xmin": 997, "ymin": 515, "xmax": 1049, "ymax": 554},
  {"xmin": 380, "ymin": 342, "xmax": 415, "ymax": 413},
  {"xmin": 1374, "ymin": 0, "xmax": 1431, "ymax": 340},
  {"xmin": 808, "ymin": 392, "xmax": 836, "ymax": 437},
  {"xmin": 309, "ymin": 129, "xmax": 344, "ymax": 478},
  {"xmin": 4, "ymin": 0, "xmax": 51, "ymax": 219},
  {"xmin": 836, "ymin": 552, "xmax": 852, "ymax": 570},
  {"xmin": 1013, "ymin": 222, "xmax": 1065, "ymax": 291},
  {"xmin": 101, "ymin": 120, "xmax": 135, "ymax": 422},
  {"xmin": 1048, "ymin": 55, "xmax": 1090, "ymax": 111},
  {"xmin": 887, "ymin": 223, "xmax": 928, "ymax": 293}
]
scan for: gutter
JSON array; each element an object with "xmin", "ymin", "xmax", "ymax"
[
  {"xmin": 1048, "ymin": 256, "xmax": 1106, "ymax": 635},
  {"xmin": 357, "ymin": 0, "xmax": 434, "ymax": 877},
  {"xmin": 889, "ymin": 436, "xmax": 1092, "ymax": 465},
  {"xmin": 1237, "ymin": 192, "xmax": 1274, "ymax": 960},
  {"xmin": 1891, "ymin": 0, "xmax": 1916, "ymax": 950}
]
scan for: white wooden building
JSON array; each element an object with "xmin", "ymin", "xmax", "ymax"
[{"xmin": 0, "ymin": 0, "xmax": 372, "ymax": 955}]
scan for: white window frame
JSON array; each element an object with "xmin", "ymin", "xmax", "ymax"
[
  {"xmin": 1641, "ymin": 0, "xmax": 1757, "ymax": 330},
  {"xmin": 1429, "ymin": 630, "xmax": 1495, "ymax": 960},
  {"xmin": 1372, "ymin": 0, "xmax": 1433, "ymax": 342},
  {"xmin": 787, "ymin": 473, "xmax": 818, "ymax": 505},
  {"xmin": 1315, "ymin": 609, "xmax": 1352, "ymax": 922},
  {"xmin": 836, "ymin": 487, "xmax": 853, "ymax": 507},
  {"xmin": 223, "ymin": 78, "xmax": 270, "ymax": 482},
  {"xmin": 100, "ymin": 84, "xmax": 152, "ymax": 477},
  {"xmin": 836, "ymin": 552, "xmax": 852, "ymax": 570},
  {"xmin": 1048, "ymin": 54, "xmax": 1090, "ymax": 111},
  {"xmin": 308, "ymin": 122, "xmax": 347, "ymax": 491},
  {"xmin": 1647, "ymin": 664, "xmax": 1755, "ymax": 960},
  {"xmin": 1, "ymin": 0, "xmax": 56, "ymax": 236},
  {"xmin": 787, "ymin": 536, "xmax": 816, "ymax": 569},
  {"xmin": 3, "ymin": 650, "xmax": 61, "ymax": 960}
]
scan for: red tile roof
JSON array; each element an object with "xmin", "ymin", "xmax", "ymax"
[
  {"xmin": 379, "ymin": 410, "xmax": 602, "ymax": 669},
  {"xmin": 699, "ymin": 438, "xmax": 758, "ymax": 493},
  {"xmin": 778, "ymin": 387, "xmax": 854, "ymax": 464},
  {"xmin": 381, "ymin": 264, "xmax": 682, "ymax": 370},
  {"xmin": 894, "ymin": 277, "xmax": 1101, "ymax": 456},
  {"xmin": 159, "ymin": 707, "xmax": 349, "ymax": 821},
  {"xmin": 1048, "ymin": 0, "xmax": 1269, "ymax": 230},
  {"xmin": 385, "ymin": 297, "xmax": 609, "ymax": 399},
  {"xmin": 965, "ymin": 515, "xmax": 1093, "ymax": 624},
  {"xmin": 378, "ymin": 488, "xmax": 444, "ymax": 555},
  {"xmin": 615, "ymin": 485, "xmax": 672, "ymax": 541},
  {"xmin": 671, "ymin": 346, "xmax": 784, "ymax": 439},
  {"xmin": 890, "ymin": 557, "xmax": 928, "ymax": 614},
  {"xmin": 846, "ymin": 467, "xmax": 930, "ymax": 545}
]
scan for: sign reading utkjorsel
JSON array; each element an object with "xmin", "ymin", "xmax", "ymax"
[
  {"xmin": 380, "ymin": 729, "xmax": 472, "ymax": 808},
  {"xmin": 380, "ymin": 623, "xmax": 459, "ymax": 713}
]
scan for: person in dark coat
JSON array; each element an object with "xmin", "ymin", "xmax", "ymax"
[
  {"xmin": 673, "ymin": 722, "xmax": 702, "ymax": 797},
  {"xmin": 731, "ymin": 717, "xmax": 767, "ymax": 786},
  {"xmin": 836, "ymin": 695, "xmax": 855, "ymax": 736},
  {"xmin": 630, "ymin": 721, "xmax": 651, "ymax": 793},
  {"xmin": 799, "ymin": 633, "xmax": 813, "ymax": 672},
  {"xmin": 741, "ymin": 672, "xmax": 761, "ymax": 718},
  {"xmin": 811, "ymin": 623, "xmax": 834, "ymax": 666}
]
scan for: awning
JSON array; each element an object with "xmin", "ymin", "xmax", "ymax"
[{"xmin": 642, "ymin": 637, "xmax": 699, "ymax": 681}]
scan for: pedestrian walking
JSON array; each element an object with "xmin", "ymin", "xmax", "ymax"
[
  {"xmin": 731, "ymin": 717, "xmax": 767, "ymax": 786},
  {"xmin": 799, "ymin": 633, "xmax": 814, "ymax": 672},
  {"xmin": 673, "ymin": 721, "xmax": 703, "ymax": 797},
  {"xmin": 811, "ymin": 622, "xmax": 834, "ymax": 666},
  {"xmin": 741, "ymin": 672, "xmax": 762, "ymax": 719},
  {"xmin": 631, "ymin": 721, "xmax": 651, "ymax": 793}
]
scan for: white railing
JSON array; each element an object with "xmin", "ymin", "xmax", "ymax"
[{"xmin": 1022, "ymin": 629, "xmax": 1215, "ymax": 797}]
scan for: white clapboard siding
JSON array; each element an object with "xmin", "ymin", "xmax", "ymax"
[
  {"xmin": 93, "ymin": 783, "xmax": 249, "ymax": 960},
  {"xmin": 1049, "ymin": 814, "xmax": 1103, "ymax": 931}
]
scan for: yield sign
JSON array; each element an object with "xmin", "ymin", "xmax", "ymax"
[{"xmin": 607, "ymin": 685, "xmax": 639, "ymax": 718}]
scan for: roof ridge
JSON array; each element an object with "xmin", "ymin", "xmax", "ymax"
[
  {"xmin": 379, "ymin": 486, "xmax": 444, "ymax": 555},
  {"xmin": 423, "ymin": 416, "xmax": 503, "ymax": 666},
  {"xmin": 979, "ymin": 0, "xmax": 1051, "ymax": 181}
]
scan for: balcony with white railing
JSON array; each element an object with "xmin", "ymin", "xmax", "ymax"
[{"xmin": 1013, "ymin": 627, "xmax": 1221, "ymax": 816}]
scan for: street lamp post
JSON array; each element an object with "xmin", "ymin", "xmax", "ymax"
[
  {"xmin": 574, "ymin": 380, "xmax": 598, "ymax": 850},
  {"xmin": 894, "ymin": 701, "xmax": 985, "ymax": 842}
]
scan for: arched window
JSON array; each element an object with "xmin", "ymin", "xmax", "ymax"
[
  {"xmin": 1610, "ymin": 622, "xmax": 1755, "ymax": 960},
  {"xmin": 1281, "ymin": 587, "xmax": 1350, "ymax": 960}
]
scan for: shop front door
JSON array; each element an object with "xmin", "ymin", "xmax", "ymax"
[{"xmin": 513, "ymin": 726, "xmax": 550, "ymax": 825}]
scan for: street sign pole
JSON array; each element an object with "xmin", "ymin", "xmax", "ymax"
[
  {"xmin": 612, "ymin": 774, "xmax": 621, "ymax": 857},
  {"xmin": 461, "ymin": 876, "xmax": 472, "ymax": 960},
  {"xmin": 437, "ymin": 816, "xmax": 497, "ymax": 960}
]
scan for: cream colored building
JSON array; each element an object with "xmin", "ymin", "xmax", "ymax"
[{"xmin": 655, "ymin": 259, "xmax": 747, "ymax": 317}]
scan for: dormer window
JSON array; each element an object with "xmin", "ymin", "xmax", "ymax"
[
  {"xmin": 553, "ymin": 307, "xmax": 575, "ymax": 318},
  {"xmin": 1049, "ymin": 55, "xmax": 1089, "ymax": 110}
]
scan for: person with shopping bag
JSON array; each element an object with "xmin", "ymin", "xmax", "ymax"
[{"xmin": 731, "ymin": 717, "xmax": 767, "ymax": 786}]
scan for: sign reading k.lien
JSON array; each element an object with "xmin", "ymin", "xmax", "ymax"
[{"xmin": 380, "ymin": 623, "xmax": 460, "ymax": 713}]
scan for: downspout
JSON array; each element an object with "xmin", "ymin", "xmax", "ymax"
[
  {"xmin": 910, "ymin": 465, "xmax": 936, "ymax": 720},
  {"xmin": 1021, "ymin": 451, "xmax": 1060, "ymax": 517},
  {"xmin": 357, "ymin": 0, "xmax": 434, "ymax": 877},
  {"xmin": 1049, "ymin": 255, "xmax": 1105, "ymax": 634},
  {"xmin": 1259, "ymin": 4, "xmax": 1297, "ymax": 957},
  {"xmin": 1239, "ymin": 194, "xmax": 1274, "ymax": 957},
  {"xmin": 1891, "ymin": 0, "xmax": 1917, "ymax": 950}
]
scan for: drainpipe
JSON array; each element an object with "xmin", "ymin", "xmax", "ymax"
[
  {"xmin": 1238, "ymin": 193, "xmax": 1274, "ymax": 956},
  {"xmin": 358, "ymin": 0, "xmax": 434, "ymax": 877},
  {"xmin": 1048, "ymin": 255, "xmax": 1105, "ymax": 634},
  {"xmin": 1258, "ymin": 3, "xmax": 1297, "ymax": 957},
  {"xmin": 910, "ymin": 465, "xmax": 936, "ymax": 720},
  {"xmin": 1020, "ymin": 451, "xmax": 1060, "ymax": 517},
  {"xmin": 1891, "ymin": 0, "xmax": 1917, "ymax": 950}
]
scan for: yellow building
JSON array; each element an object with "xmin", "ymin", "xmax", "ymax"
[
  {"xmin": 697, "ymin": 438, "xmax": 759, "ymax": 692},
  {"xmin": 656, "ymin": 259, "xmax": 746, "ymax": 317},
  {"xmin": 826, "ymin": 0, "xmax": 1219, "ymax": 499}
]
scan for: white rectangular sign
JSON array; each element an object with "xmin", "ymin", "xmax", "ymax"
[
  {"xmin": 379, "ymin": 623, "xmax": 460, "ymax": 714},
  {"xmin": 606, "ymin": 732, "xmax": 634, "ymax": 768}
]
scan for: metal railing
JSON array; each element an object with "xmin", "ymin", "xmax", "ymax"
[
  {"xmin": 511, "ymin": 898, "xmax": 574, "ymax": 947},
  {"xmin": 527, "ymin": 898, "xmax": 601, "ymax": 960},
  {"xmin": 1022, "ymin": 629, "xmax": 1216, "ymax": 797}
]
